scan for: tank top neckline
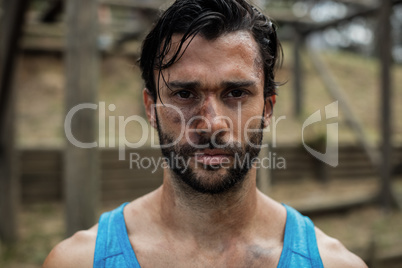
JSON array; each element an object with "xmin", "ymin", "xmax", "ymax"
[{"xmin": 110, "ymin": 202, "xmax": 322, "ymax": 268}]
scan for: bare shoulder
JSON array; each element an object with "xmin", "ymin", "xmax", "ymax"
[
  {"xmin": 315, "ymin": 227, "xmax": 367, "ymax": 268},
  {"xmin": 43, "ymin": 225, "xmax": 98, "ymax": 268}
]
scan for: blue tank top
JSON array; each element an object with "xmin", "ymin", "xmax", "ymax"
[{"xmin": 93, "ymin": 203, "xmax": 323, "ymax": 268}]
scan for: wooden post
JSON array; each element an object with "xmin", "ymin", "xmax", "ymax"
[
  {"xmin": 293, "ymin": 27, "xmax": 303, "ymax": 117},
  {"xmin": 0, "ymin": 0, "xmax": 28, "ymax": 244},
  {"xmin": 65, "ymin": 0, "xmax": 100, "ymax": 236},
  {"xmin": 378, "ymin": 0, "xmax": 393, "ymax": 211},
  {"xmin": 0, "ymin": 100, "xmax": 18, "ymax": 244}
]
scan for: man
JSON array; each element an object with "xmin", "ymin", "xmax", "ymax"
[{"xmin": 44, "ymin": 0, "xmax": 367, "ymax": 267}]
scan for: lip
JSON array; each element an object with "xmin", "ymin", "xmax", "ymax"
[{"xmin": 194, "ymin": 150, "xmax": 233, "ymax": 166}]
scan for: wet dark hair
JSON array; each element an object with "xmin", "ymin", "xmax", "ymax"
[{"xmin": 139, "ymin": 0, "xmax": 282, "ymax": 102}]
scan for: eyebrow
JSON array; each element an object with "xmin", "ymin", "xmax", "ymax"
[
  {"xmin": 167, "ymin": 80, "xmax": 256, "ymax": 90},
  {"xmin": 221, "ymin": 80, "xmax": 256, "ymax": 89},
  {"xmin": 167, "ymin": 81, "xmax": 201, "ymax": 90}
]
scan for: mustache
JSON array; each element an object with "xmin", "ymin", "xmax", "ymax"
[{"xmin": 177, "ymin": 135, "xmax": 243, "ymax": 157}]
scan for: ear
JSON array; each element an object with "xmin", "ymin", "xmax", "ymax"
[
  {"xmin": 143, "ymin": 88, "xmax": 157, "ymax": 129},
  {"xmin": 263, "ymin": 96, "xmax": 274, "ymax": 128}
]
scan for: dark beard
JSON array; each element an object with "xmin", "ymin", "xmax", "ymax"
[{"xmin": 155, "ymin": 111, "xmax": 264, "ymax": 195}]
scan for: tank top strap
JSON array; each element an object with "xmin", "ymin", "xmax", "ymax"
[
  {"xmin": 93, "ymin": 202, "xmax": 141, "ymax": 268},
  {"xmin": 277, "ymin": 204, "xmax": 324, "ymax": 268}
]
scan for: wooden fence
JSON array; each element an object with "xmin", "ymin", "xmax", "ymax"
[{"xmin": 19, "ymin": 145, "xmax": 402, "ymax": 203}]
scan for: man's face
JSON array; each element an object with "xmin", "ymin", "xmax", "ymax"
[{"xmin": 144, "ymin": 31, "xmax": 272, "ymax": 194}]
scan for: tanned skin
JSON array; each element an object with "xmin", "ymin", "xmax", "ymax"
[{"xmin": 44, "ymin": 31, "xmax": 367, "ymax": 268}]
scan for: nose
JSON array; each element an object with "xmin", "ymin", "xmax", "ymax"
[{"xmin": 194, "ymin": 96, "xmax": 229, "ymax": 137}]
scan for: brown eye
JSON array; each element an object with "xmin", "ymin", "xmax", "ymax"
[
  {"xmin": 227, "ymin": 90, "xmax": 245, "ymax": 98},
  {"xmin": 176, "ymin": 90, "xmax": 193, "ymax": 99}
]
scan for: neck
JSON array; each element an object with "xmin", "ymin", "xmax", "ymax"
[{"xmin": 159, "ymin": 168, "xmax": 259, "ymax": 241}]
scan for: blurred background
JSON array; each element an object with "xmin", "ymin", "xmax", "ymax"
[{"xmin": 0, "ymin": 0, "xmax": 402, "ymax": 267}]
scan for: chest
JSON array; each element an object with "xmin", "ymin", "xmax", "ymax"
[{"xmin": 131, "ymin": 237, "xmax": 283, "ymax": 268}]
